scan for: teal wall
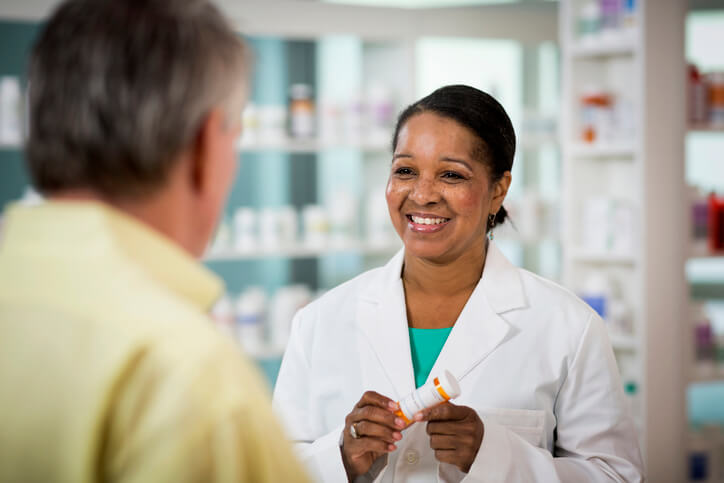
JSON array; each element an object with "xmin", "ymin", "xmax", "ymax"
[{"xmin": 0, "ymin": 21, "xmax": 37, "ymax": 209}]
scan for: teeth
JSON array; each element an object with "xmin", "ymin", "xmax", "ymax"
[{"xmin": 411, "ymin": 216, "xmax": 447, "ymax": 225}]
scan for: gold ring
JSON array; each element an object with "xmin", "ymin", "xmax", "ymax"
[{"xmin": 349, "ymin": 422, "xmax": 360, "ymax": 439}]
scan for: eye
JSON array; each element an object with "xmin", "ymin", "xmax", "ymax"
[
  {"xmin": 393, "ymin": 167, "xmax": 415, "ymax": 177},
  {"xmin": 442, "ymin": 171, "xmax": 465, "ymax": 180}
]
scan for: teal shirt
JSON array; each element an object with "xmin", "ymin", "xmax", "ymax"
[{"xmin": 408, "ymin": 327, "xmax": 454, "ymax": 388}]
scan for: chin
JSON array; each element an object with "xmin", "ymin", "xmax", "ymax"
[{"xmin": 402, "ymin": 239, "xmax": 455, "ymax": 263}]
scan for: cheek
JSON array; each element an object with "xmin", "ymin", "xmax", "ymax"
[
  {"xmin": 454, "ymin": 186, "xmax": 490, "ymax": 216},
  {"xmin": 385, "ymin": 179, "xmax": 403, "ymax": 210}
]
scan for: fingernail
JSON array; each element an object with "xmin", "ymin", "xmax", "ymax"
[
  {"xmin": 395, "ymin": 418, "xmax": 405, "ymax": 428},
  {"xmin": 388, "ymin": 444, "xmax": 397, "ymax": 451},
  {"xmin": 388, "ymin": 401, "xmax": 399, "ymax": 410},
  {"xmin": 393, "ymin": 432, "xmax": 402, "ymax": 440},
  {"xmin": 414, "ymin": 412, "xmax": 423, "ymax": 421}
]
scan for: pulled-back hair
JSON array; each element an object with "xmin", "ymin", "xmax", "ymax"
[
  {"xmin": 27, "ymin": 0, "xmax": 250, "ymax": 199},
  {"xmin": 392, "ymin": 85, "xmax": 516, "ymax": 230}
]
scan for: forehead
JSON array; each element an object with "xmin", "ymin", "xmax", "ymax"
[{"xmin": 396, "ymin": 112, "xmax": 481, "ymax": 158}]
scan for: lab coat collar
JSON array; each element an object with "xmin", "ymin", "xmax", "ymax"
[
  {"xmin": 356, "ymin": 242, "xmax": 527, "ymax": 396},
  {"xmin": 357, "ymin": 249, "xmax": 416, "ymax": 399}
]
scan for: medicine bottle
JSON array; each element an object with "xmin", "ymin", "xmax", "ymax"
[
  {"xmin": 289, "ymin": 83, "xmax": 315, "ymax": 139},
  {"xmin": 395, "ymin": 370, "xmax": 461, "ymax": 425}
]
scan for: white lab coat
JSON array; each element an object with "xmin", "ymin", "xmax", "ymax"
[{"xmin": 273, "ymin": 243, "xmax": 644, "ymax": 482}]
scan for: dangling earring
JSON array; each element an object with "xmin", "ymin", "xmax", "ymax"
[{"xmin": 488, "ymin": 213, "xmax": 496, "ymax": 241}]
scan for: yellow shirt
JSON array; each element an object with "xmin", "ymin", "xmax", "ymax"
[{"xmin": 0, "ymin": 201, "xmax": 309, "ymax": 483}]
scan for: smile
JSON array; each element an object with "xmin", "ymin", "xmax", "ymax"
[{"xmin": 406, "ymin": 214, "xmax": 451, "ymax": 233}]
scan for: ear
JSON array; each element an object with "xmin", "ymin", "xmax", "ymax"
[
  {"xmin": 189, "ymin": 108, "xmax": 226, "ymax": 195},
  {"xmin": 491, "ymin": 171, "xmax": 512, "ymax": 214}
]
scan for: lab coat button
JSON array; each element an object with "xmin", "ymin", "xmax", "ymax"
[{"xmin": 405, "ymin": 449, "xmax": 419, "ymax": 465}]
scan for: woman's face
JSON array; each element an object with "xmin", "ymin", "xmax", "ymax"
[{"xmin": 386, "ymin": 112, "xmax": 509, "ymax": 263}]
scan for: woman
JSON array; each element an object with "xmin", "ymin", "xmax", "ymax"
[{"xmin": 273, "ymin": 85, "xmax": 643, "ymax": 482}]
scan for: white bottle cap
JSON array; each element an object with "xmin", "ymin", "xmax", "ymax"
[{"xmin": 436, "ymin": 370, "xmax": 461, "ymax": 400}]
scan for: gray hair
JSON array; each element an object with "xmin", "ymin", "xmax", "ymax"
[{"xmin": 26, "ymin": 0, "xmax": 250, "ymax": 199}]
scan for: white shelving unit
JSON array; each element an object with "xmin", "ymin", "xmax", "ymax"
[
  {"xmin": 569, "ymin": 142, "xmax": 637, "ymax": 159},
  {"xmin": 204, "ymin": 240, "xmax": 401, "ymax": 262},
  {"xmin": 569, "ymin": 38, "xmax": 637, "ymax": 59},
  {"xmin": 0, "ymin": 141, "xmax": 21, "ymax": 150},
  {"xmin": 569, "ymin": 249, "xmax": 637, "ymax": 265},
  {"xmin": 237, "ymin": 139, "xmax": 389, "ymax": 154},
  {"xmin": 690, "ymin": 365, "xmax": 724, "ymax": 384},
  {"xmin": 560, "ymin": 1, "xmax": 688, "ymax": 480},
  {"xmin": 689, "ymin": 123, "xmax": 724, "ymax": 133}
]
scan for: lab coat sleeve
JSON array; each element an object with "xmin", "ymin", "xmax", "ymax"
[
  {"xmin": 461, "ymin": 314, "xmax": 644, "ymax": 483},
  {"xmin": 272, "ymin": 308, "xmax": 349, "ymax": 482}
]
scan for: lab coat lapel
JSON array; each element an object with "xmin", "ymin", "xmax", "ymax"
[
  {"xmin": 356, "ymin": 250, "xmax": 417, "ymax": 400},
  {"xmin": 429, "ymin": 242, "xmax": 527, "ymax": 384}
]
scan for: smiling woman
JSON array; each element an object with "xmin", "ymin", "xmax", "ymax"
[
  {"xmin": 272, "ymin": 85, "xmax": 644, "ymax": 482},
  {"xmin": 386, "ymin": 86, "xmax": 513, "ymax": 265}
]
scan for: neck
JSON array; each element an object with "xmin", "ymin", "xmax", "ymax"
[
  {"xmin": 402, "ymin": 239, "xmax": 488, "ymax": 296},
  {"xmin": 49, "ymin": 187, "xmax": 196, "ymax": 256}
]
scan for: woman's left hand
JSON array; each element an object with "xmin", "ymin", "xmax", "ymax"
[{"xmin": 414, "ymin": 402, "xmax": 484, "ymax": 473}]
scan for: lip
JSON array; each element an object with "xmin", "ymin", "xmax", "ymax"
[{"xmin": 406, "ymin": 213, "xmax": 451, "ymax": 233}]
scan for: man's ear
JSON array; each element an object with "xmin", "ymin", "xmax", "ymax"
[{"xmin": 189, "ymin": 109, "xmax": 225, "ymax": 195}]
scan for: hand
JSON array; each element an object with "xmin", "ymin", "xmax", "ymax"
[
  {"xmin": 415, "ymin": 402, "xmax": 484, "ymax": 473},
  {"xmin": 341, "ymin": 391, "xmax": 406, "ymax": 481}
]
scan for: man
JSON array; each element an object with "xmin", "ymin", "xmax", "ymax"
[{"xmin": 0, "ymin": 1, "xmax": 309, "ymax": 481}]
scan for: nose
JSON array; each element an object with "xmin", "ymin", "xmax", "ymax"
[{"xmin": 409, "ymin": 175, "xmax": 442, "ymax": 206}]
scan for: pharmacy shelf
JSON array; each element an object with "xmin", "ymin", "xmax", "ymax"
[
  {"xmin": 204, "ymin": 240, "xmax": 402, "ymax": 262},
  {"xmin": 237, "ymin": 139, "xmax": 390, "ymax": 154},
  {"xmin": 688, "ymin": 123, "xmax": 724, "ymax": 133},
  {"xmin": 239, "ymin": 136, "xmax": 557, "ymax": 154},
  {"xmin": 689, "ymin": 365, "xmax": 724, "ymax": 384},
  {"xmin": 0, "ymin": 141, "xmax": 21, "ymax": 150},
  {"xmin": 560, "ymin": 3, "xmax": 687, "ymax": 476},
  {"xmin": 569, "ymin": 249, "xmax": 637, "ymax": 266},
  {"xmin": 689, "ymin": 244, "xmax": 724, "ymax": 260},
  {"xmin": 569, "ymin": 142, "xmax": 636, "ymax": 159},
  {"xmin": 569, "ymin": 36, "xmax": 637, "ymax": 60}
]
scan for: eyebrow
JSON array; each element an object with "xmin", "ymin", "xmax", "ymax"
[
  {"xmin": 392, "ymin": 153, "xmax": 473, "ymax": 171},
  {"xmin": 441, "ymin": 157, "xmax": 473, "ymax": 171}
]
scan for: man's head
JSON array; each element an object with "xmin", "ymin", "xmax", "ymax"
[{"xmin": 27, "ymin": 0, "xmax": 249, "ymax": 256}]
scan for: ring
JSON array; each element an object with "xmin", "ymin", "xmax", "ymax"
[{"xmin": 349, "ymin": 422, "xmax": 360, "ymax": 439}]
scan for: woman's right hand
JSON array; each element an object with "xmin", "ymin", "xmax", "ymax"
[{"xmin": 341, "ymin": 391, "xmax": 406, "ymax": 481}]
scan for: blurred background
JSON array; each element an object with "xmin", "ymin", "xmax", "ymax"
[{"xmin": 0, "ymin": 0, "xmax": 722, "ymax": 480}]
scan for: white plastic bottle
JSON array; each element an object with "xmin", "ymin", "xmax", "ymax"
[
  {"xmin": 0, "ymin": 77, "xmax": 22, "ymax": 145},
  {"xmin": 235, "ymin": 287, "xmax": 267, "ymax": 356},
  {"xmin": 394, "ymin": 370, "xmax": 461, "ymax": 425},
  {"xmin": 210, "ymin": 294, "xmax": 235, "ymax": 338},
  {"xmin": 233, "ymin": 207, "xmax": 257, "ymax": 253}
]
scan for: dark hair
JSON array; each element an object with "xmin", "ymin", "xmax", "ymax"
[
  {"xmin": 26, "ymin": 0, "xmax": 250, "ymax": 199},
  {"xmin": 391, "ymin": 85, "xmax": 515, "ymax": 230}
]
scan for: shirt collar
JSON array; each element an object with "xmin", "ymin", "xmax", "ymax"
[{"xmin": 1, "ymin": 200, "xmax": 224, "ymax": 311}]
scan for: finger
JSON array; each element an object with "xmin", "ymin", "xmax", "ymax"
[
  {"xmin": 416, "ymin": 402, "xmax": 470, "ymax": 422},
  {"xmin": 426, "ymin": 421, "xmax": 461, "ymax": 436},
  {"xmin": 432, "ymin": 449, "xmax": 458, "ymax": 465},
  {"xmin": 355, "ymin": 405, "xmax": 406, "ymax": 431},
  {"xmin": 354, "ymin": 420, "xmax": 403, "ymax": 443},
  {"xmin": 346, "ymin": 436, "xmax": 397, "ymax": 455},
  {"xmin": 356, "ymin": 390, "xmax": 399, "ymax": 412},
  {"xmin": 429, "ymin": 434, "xmax": 458, "ymax": 450}
]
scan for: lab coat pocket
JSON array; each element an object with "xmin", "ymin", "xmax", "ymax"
[{"xmin": 478, "ymin": 407, "xmax": 546, "ymax": 448}]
